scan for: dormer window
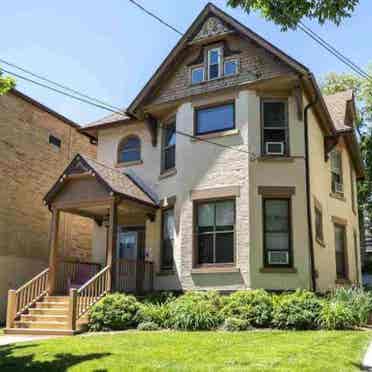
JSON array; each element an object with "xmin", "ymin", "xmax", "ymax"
[
  {"xmin": 191, "ymin": 66, "xmax": 204, "ymax": 85},
  {"xmin": 224, "ymin": 59, "xmax": 238, "ymax": 76},
  {"xmin": 190, "ymin": 43, "xmax": 239, "ymax": 85},
  {"xmin": 208, "ymin": 47, "xmax": 222, "ymax": 80}
]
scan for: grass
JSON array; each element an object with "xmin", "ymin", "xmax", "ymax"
[{"xmin": 0, "ymin": 330, "xmax": 370, "ymax": 371}]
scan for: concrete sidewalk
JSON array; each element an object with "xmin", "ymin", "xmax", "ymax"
[
  {"xmin": 0, "ymin": 334, "xmax": 63, "ymax": 346},
  {"xmin": 362, "ymin": 342, "xmax": 372, "ymax": 370}
]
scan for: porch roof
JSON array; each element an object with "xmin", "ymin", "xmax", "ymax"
[{"xmin": 43, "ymin": 154, "xmax": 158, "ymax": 208}]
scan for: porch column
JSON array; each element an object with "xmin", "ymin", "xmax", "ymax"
[
  {"xmin": 48, "ymin": 208, "xmax": 60, "ymax": 294},
  {"xmin": 107, "ymin": 199, "xmax": 118, "ymax": 291}
]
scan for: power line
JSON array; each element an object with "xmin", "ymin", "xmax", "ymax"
[
  {"xmin": 0, "ymin": 67, "xmax": 254, "ymax": 157},
  {"xmin": 0, "ymin": 57, "xmax": 124, "ymax": 112},
  {"xmin": 297, "ymin": 22, "xmax": 371, "ymax": 81},
  {"xmin": 127, "ymin": 0, "xmax": 183, "ymax": 36},
  {"xmin": 127, "ymin": 0, "xmax": 371, "ymax": 82}
]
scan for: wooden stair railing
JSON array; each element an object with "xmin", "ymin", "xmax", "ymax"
[
  {"xmin": 69, "ymin": 265, "xmax": 111, "ymax": 330},
  {"xmin": 6, "ymin": 268, "xmax": 50, "ymax": 329}
]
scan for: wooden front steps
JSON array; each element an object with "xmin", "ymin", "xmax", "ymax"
[{"xmin": 4, "ymin": 296, "xmax": 87, "ymax": 336}]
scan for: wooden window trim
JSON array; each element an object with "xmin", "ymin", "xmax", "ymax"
[
  {"xmin": 258, "ymin": 186, "xmax": 295, "ymax": 198},
  {"xmin": 207, "ymin": 46, "xmax": 223, "ymax": 81},
  {"xmin": 117, "ymin": 135, "xmax": 141, "ymax": 165},
  {"xmin": 260, "ymin": 98, "xmax": 290, "ymax": 157},
  {"xmin": 223, "ymin": 58, "xmax": 239, "ymax": 77},
  {"xmin": 334, "ymin": 222, "xmax": 349, "ymax": 281},
  {"xmin": 262, "ymin": 197, "xmax": 293, "ymax": 268},
  {"xmin": 315, "ymin": 206, "xmax": 325, "ymax": 246},
  {"xmin": 353, "ymin": 229, "xmax": 360, "ymax": 285},
  {"xmin": 330, "ymin": 149, "xmax": 344, "ymax": 196},
  {"xmin": 191, "ymin": 186, "xmax": 240, "ymax": 201},
  {"xmin": 190, "ymin": 65, "xmax": 205, "ymax": 85},
  {"xmin": 194, "ymin": 100, "xmax": 235, "ymax": 136},
  {"xmin": 350, "ymin": 161, "xmax": 356, "ymax": 214},
  {"xmin": 193, "ymin": 197, "xmax": 236, "ymax": 268}
]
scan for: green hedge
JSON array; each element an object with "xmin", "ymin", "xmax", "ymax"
[{"xmin": 88, "ymin": 288, "xmax": 372, "ymax": 332}]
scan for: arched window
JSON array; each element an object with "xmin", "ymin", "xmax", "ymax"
[{"xmin": 118, "ymin": 136, "xmax": 141, "ymax": 163}]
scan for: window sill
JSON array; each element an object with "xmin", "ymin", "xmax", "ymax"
[
  {"xmin": 257, "ymin": 156, "xmax": 295, "ymax": 163},
  {"xmin": 159, "ymin": 168, "xmax": 177, "ymax": 180},
  {"xmin": 191, "ymin": 266, "xmax": 240, "ymax": 275},
  {"xmin": 115, "ymin": 160, "xmax": 143, "ymax": 168},
  {"xmin": 156, "ymin": 269, "xmax": 175, "ymax": 276},
  {"xmin": 191, "ymin": 129, "xmax": 239, "ymax": 142},
  {"xmin": 316, "ymin": 238, "xmax": 326, "ymax": 247},
  {"xmin": 335, "ymin": 278, "xmax": 351, "ymax": 285},
  {"xmin": 259, "ymin": 267, "xmax": 297, "ymax": 274},
  {"xmin": 329, "ymin": 192, "xmax": 346, "ymax": 202}
]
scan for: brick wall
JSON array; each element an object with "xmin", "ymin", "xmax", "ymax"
[{"xmin": 0, "ymin": 91, "xmax": 96, "ymax": 263}]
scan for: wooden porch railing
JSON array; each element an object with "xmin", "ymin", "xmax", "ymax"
[
  {"xmin": 69, "ymin": 265, "xmax": 111, "ymax": 330},
  {"xmin": 56, "ymin": 261, "xmax": 101, "ymax": 294},
  {"xmin": 6, "ymin": 268, "xmax": 49, "ymax": 328}
]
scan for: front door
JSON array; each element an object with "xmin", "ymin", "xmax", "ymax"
[{"xmin": 116, "ymin": 227, "xmax": 145, "ymax": 293}]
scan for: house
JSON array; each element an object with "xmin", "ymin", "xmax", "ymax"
[
  {"xmin": 4, "ymin": 3, "xmax": 364, "ymax": 335},
  {"xmin": 0, "ymin": 89, "xmax": 96, "ymax": 323}
]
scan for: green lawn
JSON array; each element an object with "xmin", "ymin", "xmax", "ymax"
[{"xmin": 0, "ymin": 331, "xmax": 370, "ymax": 371}]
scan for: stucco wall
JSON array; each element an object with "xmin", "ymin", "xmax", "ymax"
[{"xmin": 308, "ymin": 103, "xmax": 361, "ymax": 292}]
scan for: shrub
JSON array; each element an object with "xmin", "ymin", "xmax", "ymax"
[
  {"xmin": 136, "ymin": 302, "xmax": 171, "ymax": 328},
  {"xmin": 221, "ymin": 317, "xmax": 251, "ymax": 332},
  {"xmin": 328, "ymin": 287, "xmax": 372, "ymax": 326},
  {"xmin": 167, "ymin": 291, "xmax": 223, "ymax": 330},
  {"xmin": 137, "ymin": 321, "xmax": 160, "ymax": 331},
  {"xmin": 221, "ymin": 290, "xmax": 273, "ymax": 327},
  {"xmin": 272, "ymin": 290, "xmax": 322, "ymax": 330},
  {"xmin": 140, "ymin": 291, "xmax": 177, "ymax": 305},
  {"xmin": 88, "ymin": 293, "xmax": 140, "ymax": 332},
  {"xmin": 318, "ymin": 301, "xmax": 355, "ymax": 330}
]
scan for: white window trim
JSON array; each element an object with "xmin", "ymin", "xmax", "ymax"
[
  {"xmin": 190, "ymin": 65, "xmax": 205, "ymax": 85},
  {"xmin": 207, "ymin": 47, "xmax": 222, "ymax": 80},
  {"xmin": 223, "ymin": 58, "xmax": 239, "ymax": 77}
]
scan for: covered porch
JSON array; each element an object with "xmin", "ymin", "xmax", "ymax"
[{"xmin": 5, "ymin": 154, "xmax": 158, "ymax": 334}]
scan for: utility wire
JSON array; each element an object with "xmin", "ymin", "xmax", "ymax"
[
  {"xmin": 127, "ymin": 0, "xmax": 183, "ymax": 35},
  {"xmin": 127, "ymin": 0, "xmax": 371, "ymax": 82},
  {"xmin": 0, "ymin": 57, "xmax": 124, "ymax": 112},
  {"xmin": 0, "ymin": 67, "xmax": 254, "ymax": 157}
]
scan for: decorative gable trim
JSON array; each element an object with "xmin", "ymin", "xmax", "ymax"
[{"xmin": 193, "ymin": 16, "xmax": 232, "ymax": 42}]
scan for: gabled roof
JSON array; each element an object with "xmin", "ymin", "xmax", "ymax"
[
  {"xmin": 44, "ymin": 154, "xmax": 158, "ymax": 207},
  {"xmin": 127, "ymin": 2, "xmax": 309, "ymax": 116},
  {"xmin": 323, "ymin": 90, "xmax": 354, "ymax": 131}
]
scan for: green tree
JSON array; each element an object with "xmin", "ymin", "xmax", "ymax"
[
  {"xmin": 0, "ymin": 68, "xmax": 15, "ymax": 95},
  {"xmin": 227, "ymin": 0, "xmax": 360, "ymax": 30},
  {"xmin": 321, "ymin": 69, "xmax": 372, "ymax": 237}
]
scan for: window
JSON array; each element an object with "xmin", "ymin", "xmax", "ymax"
[
  {"xmin": 191, "ymin": 66, "xmax": 204, "ymax": 85},
  {"xmin": 350, "ymin": 164, "xmax": 356, "ymax": 212},
  {"xmin": 49, "ymin": 135, "xmax": 61, "ymax": 148},
  {"xmin": 331, "ymin": 150, "xmax": 343, "ymax": 194},
  {"xmin": 195, "ymin": 103, "xmax": 234, "ymax": 135},
  {"xmin": 263, "ymin": 199, "xmax": 291, "ymax": 266},
  {"xmin": 162, "ymin": 122, "xmax": 176, "ymax": 171},
  {"xmin": 118, "ymin": 136, "xmax": 141, "ymax": 163},
  {"xmin": 161, "ymin": 208, "xmax": 175, "ymax": 270},
  {"xmin": 262, "ymin": 100, "xmax": 288, "ymax": 156},
  {"xmin": 196, "ymin": 199, "xmax": 235, "ymax": 265},
  {"xmin": 208, "ymin": 48, "xmax": 222, "ymax": 80},
  {"xmin": 315, "ymin": 207, "xmax": 324, "ymax": 243},
  {"xmin": 224, "ymin": 59, "xmax": 238, "ymax": 76},
  {"xmin": 334, "ymin": 224, "xmax": 347, "ymax": 279},
  {"xmin": 354, "ymin": 230, "xmax": 360, "ymax": 284}
]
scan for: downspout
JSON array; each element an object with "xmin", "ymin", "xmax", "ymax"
[{"xmin": 304, "ymin": 90, "xmax": 318, "ymax": 292}]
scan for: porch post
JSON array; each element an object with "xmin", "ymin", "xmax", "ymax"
[
  {"xmin": 48, "ymin": 208, "xmax": 60, "ymax": 294},
  {"xmin": 107, "ymin": 199, "xmax": 118, "ymax": 292}
]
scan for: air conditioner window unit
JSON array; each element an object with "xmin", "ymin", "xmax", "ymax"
[
  {"xmin": 335, "ymin": 182, "xmax": 344, "ymax": 194},
  {"xmin": 266, "ymin": 142, "xmax": 284, "ymax": 155},
  {"xmin": 268, "ymin": 251, "xmax": 289, "ymax": 265}
]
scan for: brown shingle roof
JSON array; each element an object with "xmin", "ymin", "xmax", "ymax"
[
  {"xmin": 44, "ymin": 154, "xmax": 158, "ymax": 207},
  {"xmin": 84, "ymin": 111, "xmax": 130, "ymax": 128},
  {"xmin": 323, "ymin": 90, "xmax": 354, "ymax": 131}
]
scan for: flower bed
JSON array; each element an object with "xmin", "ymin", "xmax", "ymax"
[{"xmin": 88, "ymin": 288, "xmax": 372, "ymax": 332}]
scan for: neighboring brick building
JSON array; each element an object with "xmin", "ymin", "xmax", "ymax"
[{"xmin": 0, "ymin": 89, "xmax": 96, "ymax": 321}]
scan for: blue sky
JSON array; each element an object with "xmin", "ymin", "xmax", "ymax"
[{"xmin": 1, "ymin": 0, "xmax": 371, "ymax": 125}]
